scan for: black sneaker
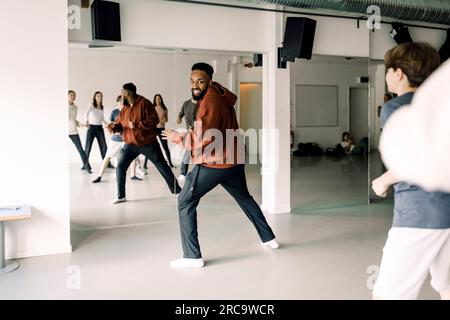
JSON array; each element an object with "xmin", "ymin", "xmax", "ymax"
[
  {"xmin": 131, "ymin": 176, "xmax": 143, "ymax": 181},
  {"xmin": 92, "ymin": 176, "xmax": 101, "ymax": 183}
]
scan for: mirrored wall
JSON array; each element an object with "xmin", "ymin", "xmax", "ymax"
[
  {"xmin": 68, "ymin": 44, "xmax": 263, "ymax": 232},
  {"xmin": 290, "ymin": 54, "xmax": 370, "ymax": 212}
]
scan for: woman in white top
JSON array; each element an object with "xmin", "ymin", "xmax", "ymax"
[
  {"xmin": 68, "ymin": 90, "xmax": 92, "ymax": 173},
  {"xmin": 144, "ymin": 94, "xmax": 174, "ymax": 169},
  {"xmin": 85, "ymin": 91, "xmax": 108, "ymax": 161},
  {"xmin": 340, "ymin": 132, "xmax": 355, "ymax": 155}
]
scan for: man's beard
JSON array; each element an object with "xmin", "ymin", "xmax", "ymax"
[
  {"xmin": 122, "ymin": 97, "xmax": 129, "ymax": 106},
  {"xmin": 191, "ymin": 86, "xmax": 208, "ymax": 101}
]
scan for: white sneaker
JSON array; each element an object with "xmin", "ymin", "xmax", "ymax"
[
  {"xmin": 136, "ymin": 166, "xmax": 145, "ymax": 177},
  {"xmin": 177, "ymin": 174, "xmax": 186, "ymax": 187},
  {"xmin": 111, "ymin": 197, "xmax": 127, "ymax": 205},
  {"xmin": 170, "ymin": 258, "xmax": 205, "ymax": 268},
  {"xmin": 262, "ymin": 239, "xmax": 280, "ymax": 249}
]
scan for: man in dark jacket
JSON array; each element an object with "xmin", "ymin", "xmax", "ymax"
[
  {"xmin": 108, "ymin": 83, "xmax": 181, "ymax": 204},
  {"xmin": 163, "ymin": 63, "xmax": 278, "ymax": 268}
]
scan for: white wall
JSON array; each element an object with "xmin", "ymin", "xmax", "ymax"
[
  {"xmin": 69, "ymin": 48, "xmax": 234, "ymax": 163},
  {"xmin": 239, "ymin": 83, "xmax": 263, "ymax": 159},
  {"xmin": 69, "ymin": 0, "xmax": 270, "ymax": 52},
  {"xmin": 304, "ymin": 14, "xmax": 370, "ymax": 58},
  {"xmin": 370, "ymin": 24, "xmax": 447, "ymax": 60},
  {"xmin": 235, "ymin": 60, "xmax": 262, "ymax": 119},
  {"xmin": 0, "ymin": 0, "xmax": 71, "ymax": 259},
  {"xmin": 290, "ymin": 59, "xmax": 369, "ymax": 149},
  {"xmin": 369, "ymin": 61, "xmax": 386, "ymax": 149}
]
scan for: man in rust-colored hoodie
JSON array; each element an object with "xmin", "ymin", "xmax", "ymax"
[
  {"xmin": 108, "ymin": 83, "xmax": 181, "ymax": 204},
  {"xmin": 163, "ymin": 63, "xmax": 279, "ymax": 268}
]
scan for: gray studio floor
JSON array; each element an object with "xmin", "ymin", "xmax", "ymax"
[{"xmin": 0, "ymin": 154, "xmax": 439, "ymax": 299}]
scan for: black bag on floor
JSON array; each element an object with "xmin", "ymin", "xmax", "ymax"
[{"xmin": 293, "ymin": 143, "xmax": 323, "ymax": 156}]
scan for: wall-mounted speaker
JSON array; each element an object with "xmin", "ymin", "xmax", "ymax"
[
  {"xmin": 390, "ymin": 22, "xmax": 413, "ymax": 44},
  {"xmin": 282, "ymin": 17, "xmax": 317, "ymax": 62},
  {"xmin": 91, "ymin": 0, "xmax": 121, "ymax": 41},
  {"xmin": 357, "ymin": 76, "xmax": 369, "ymax": 83},
  {"xmin": 254, "ymin": 54, "xmax": 263, "ymax": 67},
  {"xmin": 439, "ymin": 29, "xmax": 450, "ymax": 63},
  {"xmin": 278, "ymin": 47, "xmax": 287, "ymax": 69}
]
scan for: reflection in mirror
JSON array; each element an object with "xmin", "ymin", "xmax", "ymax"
[
  {"xmin": 68, "ymin": 44, "xmax": 261, "ymax": 232},
  {"xmin": 368, "ymin": 58, "xmax": 394, "ymax": 203},
  {"xmin": 290, "ymin": 55, "xmax": 369, "ymax": 212}
]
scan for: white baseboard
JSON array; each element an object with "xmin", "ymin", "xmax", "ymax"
[
  {"xmin": 261, "ymin": 203, "xmax": 291, "ymax": 214},
  {"xmin": 6, "ymin": 244, "xmax": 72, "ymax": 260}
]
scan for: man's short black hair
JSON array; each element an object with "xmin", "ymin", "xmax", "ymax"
[
  {"xmin": 123, "ymin": 83, "xmax": 137, "ymax": 95},
  {"xmin": 192, "ymin": 63, "xmax": 214, "ymax": 79}
]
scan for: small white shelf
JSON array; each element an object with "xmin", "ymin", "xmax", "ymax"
[{"xmin": 0, "ymin": 205, "xmax": 32, "ymax": 222}]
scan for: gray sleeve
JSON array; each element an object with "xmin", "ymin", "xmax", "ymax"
[
  {"xmin": 178, "ymin": 102, "xmax": 186, "ymax": 118},
  {"xmin": 380, "ymin": 103, "xmax": 393, "ymax": 129}
]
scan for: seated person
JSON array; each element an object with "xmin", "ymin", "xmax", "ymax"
[
  {"xmin": 351, "ymin": 137, "xmax": 369, "ymax": 156},
  {"xmin": 331, "ymin": 132, "xmax": 355, "ymax": 156},
  {"xmin": 329, "ymin": 132, "xmax": 367, "ymax": 157},
  {"xmin": 340, "ymin": 132, "xmax": 356, "ymax": 155}
]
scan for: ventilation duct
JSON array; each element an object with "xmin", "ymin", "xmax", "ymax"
[{"xmin": 239, "ymin": 0, "xmax": 450, "ymax": 25}]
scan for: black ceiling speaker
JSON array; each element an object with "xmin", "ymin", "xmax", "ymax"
[
  {"xmin": 278, "ymin": 47, "xmax": 287, "ymax": 69},
  {"xmin": 390, "ymin": 22, "xmax": 413, "ymax": 44},
  {"xmin": 91, "ymin": 0, "xmax": 121, "ymax": 41},
  {"xmin": 439, "ymin": 29, "xmax": 450, "ymax": 64},
  {"xmin": 254, "ymin": 53, "xmax": 263, "ymax": 67},
  {"xmin": 281, "ymin": 17, "xmax": 317, "ymax": 62}
]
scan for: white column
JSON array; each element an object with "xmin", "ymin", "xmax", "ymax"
[
  {"xmin": 0, "ymin": 0, "xmax": 71, "ymax": 258},
  {"xmin": 261, "ymin": 11, "xmax": 291, "ymax": 214}
]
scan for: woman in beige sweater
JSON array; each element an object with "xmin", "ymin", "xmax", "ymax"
[{"xmin": 144, "ymin": 94, "xmax": 174, "ymax": 169}]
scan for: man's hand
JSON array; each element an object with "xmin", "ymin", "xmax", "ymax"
[
  {"xmin": 162, "ymin": 128, "xmax": 181, "ymax": 143},
  {"xmin": 107, "ymin": 122, "xmax": 123, "ymax": 134},
  {"xmin": 372, "ymin": 176, "xmax": 389, "ymax": 197},
  {"xmin": 128, "ymin": 121, "xmax": 135, "ymax": 129},
  {"xmin": 372, "ymin": 170, "xmax": 399, "ymax": 197},
  {"xmin": 176, "ymin": 117, "xmax": 182, "ymax": 125}
]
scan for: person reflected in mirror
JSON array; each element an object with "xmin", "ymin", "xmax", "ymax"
[
  {"xmin": 68, "ymin": 90, "xmax": 92, "ymax": 173},
  {"xmin": 92, "ymin": 95, "xmax": 143, "ymax": 183},
  {"xmin": 143, "ymin": 94, "xmax": 175, "ymax": 171},
  {"xmin": 85, "ymin": 91, "xmax": 108, "ymax": 163},
  {"xmin": 107, "ymin": 83, "xmax": 181, "ymax": 204},
  {"xmin": 176, "ymin": 97, "xmax": 198, "ymax": 187}
]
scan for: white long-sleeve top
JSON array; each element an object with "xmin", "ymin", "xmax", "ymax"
[
  {"xmin": 86, "ymin": 105, "xmax": 106, "ymax": 125},
  {"xmin": 69, "ymin": 103, "xmax": 81, "ymax": 135}
]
